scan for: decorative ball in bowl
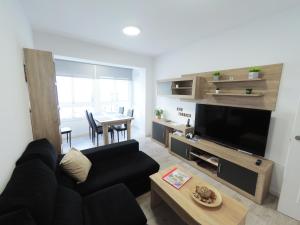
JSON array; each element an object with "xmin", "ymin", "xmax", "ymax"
[
  {"xmin": 191, "ymin": 185, "xmax": 222, "ymax": 207},
  {"xmin": 197, "ymin": 186, "xmax": 212, "ymax": 198}
]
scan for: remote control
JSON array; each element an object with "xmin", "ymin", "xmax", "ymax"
[{"xmin": 256, "ymin": 159, "xmax": 262, "ymax": 166}]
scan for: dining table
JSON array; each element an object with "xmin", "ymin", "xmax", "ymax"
[{"xmin": 96, "ymin": 112, "xmax": 134, "ymax": 145}]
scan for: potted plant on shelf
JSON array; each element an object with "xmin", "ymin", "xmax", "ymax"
[
  {"xmin": 154, "ymin": 109, "xmax": 164, "ymax": 120},
  {"xmin": 212, "ymin": 71, "xmax": 221, "ymax": 81},
  {"xmin": 248, "ymin": 68, "xmax": 261, "ymax": 79}
]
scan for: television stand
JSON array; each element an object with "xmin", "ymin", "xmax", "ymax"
[
  {"xmin": 237, "ymin": 149, "xmax": 254, "ymax": 156},
  {"xmin": 168, "ymin": 133, "xmax": 273, "ymax": 204}
]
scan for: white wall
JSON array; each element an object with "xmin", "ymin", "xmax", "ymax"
[
  {"xmin": 132, "ymin": 68, "xmax": 146, "ymax": 136},
  {"xmin": 33, "ymin": 31, "xmax": 154, "ymax": 136},
  {"xmin": 0, "ymin": 0, "xmax": 33, "ymax": 192},
  {"xmin": 154, "ymin": 6, "xmax": 300, "ymax": 196}
]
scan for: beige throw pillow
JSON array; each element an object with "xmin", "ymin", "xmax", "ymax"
[{"xmin": 60, "ymin": 148, "xmax": 92, "ymax": 183}]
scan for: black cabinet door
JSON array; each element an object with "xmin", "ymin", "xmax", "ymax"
[
  {"xmin": 152, "ymin": 122, "xmax": 165, "ymax": 144},
  {"xmin": 170, "ymin": 137, "xmax": 189, "ymax": 159},
  {"xmin": 217, "ymin": 159, "xmax": 258, "ymax": 195}
]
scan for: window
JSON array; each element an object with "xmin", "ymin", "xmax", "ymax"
[
  {"xmin": 55, "ymin": 59, "xmax": 133, "ymax": 121},
  {"xmin": 57, "ymin": 76, "xmax": 132, "ymax": 120},
  {"xmin": 96, "ymin": 79, "xmax": 131, "ymax": 113},
  {"xmin": 57, "ymin": 77, "xmax": 93, "ymax": 120}
]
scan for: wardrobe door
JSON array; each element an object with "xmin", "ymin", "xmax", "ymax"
[{"xmin": 24, "ymin": 48, "xmax": 61, "ymax": 153}]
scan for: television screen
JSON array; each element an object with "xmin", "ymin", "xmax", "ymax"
[{"xmin": 194, "ymin": 104, "xmax": 271, "ymax": 156}]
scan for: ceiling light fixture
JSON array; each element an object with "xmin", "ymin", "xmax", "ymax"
[{"xmin": 122, "ymin": 26, "xmax": 141, "ymax": 36}]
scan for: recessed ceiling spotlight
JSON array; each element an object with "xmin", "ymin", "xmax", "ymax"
[{"xmin": 122, "ymin": 26, "xmax": 141, "ymax": 36}]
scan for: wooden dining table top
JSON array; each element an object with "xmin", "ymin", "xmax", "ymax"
[{"xmin": 95, "ymin": 112, "xmax": 134, "ymax": 125}]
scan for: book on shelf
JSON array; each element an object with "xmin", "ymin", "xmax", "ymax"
[{"xmin": 162, "ymin": 167, "xmax": 192, "ymax": 189}]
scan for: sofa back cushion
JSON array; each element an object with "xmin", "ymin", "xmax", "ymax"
[
  {"xmin": 53, "ymin": 186, "xmax": 83, "ymax": 225},
  {"xmin": 16, "ymin": 139, "xmax": 57, "ymax": 171},
  {"xmin": 56, "ymin": 166, "xmax": 76, "ymax": 189},
  {"xmin": 0, "ymin": 159, "xmax": 57, "ymax": 225},
  {"xmin": 0, "ymin": 209, "xmax": 36, "ymax": 225}
]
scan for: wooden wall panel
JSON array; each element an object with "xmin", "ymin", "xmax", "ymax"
[
  {"xmin": 24, "ymin": 48, "xmax": 62, "ymax": 153},
  {"xmin": 183, "ymin": 63, "xmax": 283, "ymax": 111}
]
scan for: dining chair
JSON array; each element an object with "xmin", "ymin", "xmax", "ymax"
[
  {"xmin": 89, "ymin": 113, "xmax": 114, "ymax": 146},
  {"xmin": 60, "ymin": 127, "xmax": 72, "ymax": 148},
  {"xmin": 118, "ymin": 106, "xmax": 125, "ymax": 114},
  {"xmin": 85, "ymin": 110, "xmax": 93, "ymax": 139},
  {"xmin": 113, "ymin": 109, "xmax": 134, "ymax": 142}
]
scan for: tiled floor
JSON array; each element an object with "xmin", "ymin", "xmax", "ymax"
[
  {"xmin": 66, "ymin": 136, "xmax": 300, "ymax": 225},
  {"xmin": 61, "ymin": 127, "xmax": 143, "ymax": 153}
]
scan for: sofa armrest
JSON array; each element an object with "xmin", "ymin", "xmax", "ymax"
[{"xmin": 81, "ymin": 140, "xmax": 139, "ymax": 163}]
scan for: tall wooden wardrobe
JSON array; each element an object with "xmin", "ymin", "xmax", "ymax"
[{"xmin": 24, "ymin": 48, "xmax": 62, "ymax": 153}]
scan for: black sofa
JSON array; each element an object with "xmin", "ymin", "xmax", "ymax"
[{"xmin": 0, "ymin": 139, "xmax": 160, "ymax": 225}]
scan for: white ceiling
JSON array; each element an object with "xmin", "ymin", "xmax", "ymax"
[{"xmin": 20, "ymin": 0, "xmax": 299, "ymax": 56}]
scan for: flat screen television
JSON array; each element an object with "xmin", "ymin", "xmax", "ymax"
[{"xmin": 194, "ymin": 104, "xmax": 271, "ymax": 156}]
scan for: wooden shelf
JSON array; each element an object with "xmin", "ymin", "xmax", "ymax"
[
  {"xmin": 208, "ymin": 78, "xmax": 264, "ymax": 83},
  {"xmin": 152, "ymin": 119, "xmax": 194, "ymax": 134},
  {"xmin": 160, "ymin": 94, "xmax": 195, "ymax": 99},
  {"xmin": 157, "ymin": 77, "xmax": 194, "ymax": 83},
  {"xmin": 206, "ymin": 92, "xmax": 264, "ymax": 97},
  {"xmin": 190, "ymin": 152, "xmax": 219, "ymax": 167},
  {"xmin": 170, "ymin": 152, "xmax": 218, "ymax": 178},
  {"xmin": 157, "ymin": 76, "xmax": 203, "ymax": 100},
  {"xmin": 171, "ymin": 87, "xmax": 192, "ymax": 89}
]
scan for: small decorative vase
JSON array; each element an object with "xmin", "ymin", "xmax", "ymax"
[
  {"xmin": 215, "ymin": 89, "xmax": 220, "ymax": 94},
  {"xmin": 248, "ymin": 72, "xmax": 259, "ymax": 79},
  {"xmin": 156, "ymin": 115, "xmax": 161, "ymax": 120}
]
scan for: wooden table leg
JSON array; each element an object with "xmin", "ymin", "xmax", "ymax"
[
  {"xmin": 69, "ymin": 131, "xmax": 71, "ymax": 148},
  {"xmin": 151, "ymin": 187, "xmax": 163, "ymax": 209},
  {"xmin": 126, "ymin": 120, "xmax": 131, "ymax": 140},
  {"xmin": 103, "ymin": 124, "xmax": 109, "ymax": 145}
]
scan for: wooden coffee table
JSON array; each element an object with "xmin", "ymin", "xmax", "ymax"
[{"xmin": 150, "ymin": 165, "xmax": 248, "ymax": 225}]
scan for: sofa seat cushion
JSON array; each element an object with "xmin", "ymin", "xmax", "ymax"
[
  {"xmin": 0, "ymin": 159, "xmax": 57, "ymax": 225},
  {"xmin": 16, "ymin": 139, "xmax": 57, "ymax": 171},
  {"xmin": 76, "ymin": 151, "xmax": 159, "ymax": 196},
  {"xmin": 0, "ymin": 209, "xmax": 36, "ymax": 225},
  {"xmin": 53, "ymin": 186, "xmax": 83, "ymax": 225},
  {"xmin": 83, "ymin": 184, "xmax": 147, "ymax": 225}
]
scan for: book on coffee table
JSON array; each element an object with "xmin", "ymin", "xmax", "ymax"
[{"xmin": 162, "ymin": 167, "xmax": 192, "ymax": 189}]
